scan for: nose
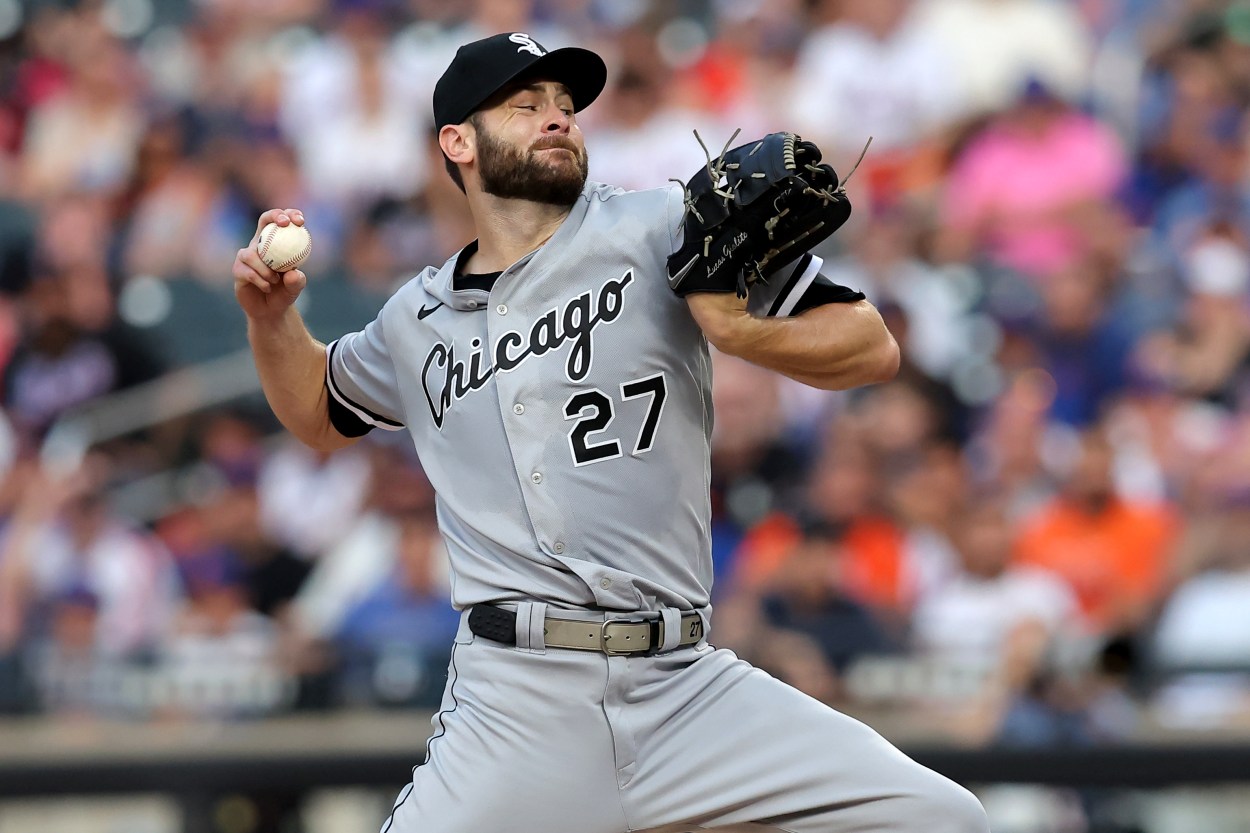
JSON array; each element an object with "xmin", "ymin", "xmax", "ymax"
[{"xmin": 542, "ymin": 103, "xmax": 570, "ymax": 134}]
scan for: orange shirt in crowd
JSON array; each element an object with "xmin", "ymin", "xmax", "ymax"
[
  {"xmin": 732, "ymin": 513, "xmax": 911, "ymax": 613},
  {"xmin": 1013, "ymin": 497, "xmax": 1178, "ymax": 634}
]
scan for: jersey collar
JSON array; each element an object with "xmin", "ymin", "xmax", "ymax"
[{"xmin": 421, "ymin": 186, "xmax": 596, "ymax": 310}]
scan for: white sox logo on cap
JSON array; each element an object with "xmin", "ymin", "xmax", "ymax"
[
  {"xmin": 433, "ymin": 33, "xmax": 605, "ymax": 128},
  {"xmin": 509, "ymin": 33, "xmax": 546, "ymax": 57}
]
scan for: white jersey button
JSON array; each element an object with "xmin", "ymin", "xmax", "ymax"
[
  {"xmin": 513, "ymin": 403, "xmax": 525, "ymax": 415},
  {"xmin": 531, "ymin": 472, "xmax": 543, "ymax": 484},
  {"xmin": 553, "ymin": 541, "xmax": 565, "ymax": 554},
  {"xmin": 496, "ymin": 304, "xmax": 508, "ymax": 315},
  {"xmin": 467, "ymin": 300, "xmax": 479, "ymax": 308},
  {"xmin": 599, "ymin": 577, "xmax": 612, "ymax": 589}
]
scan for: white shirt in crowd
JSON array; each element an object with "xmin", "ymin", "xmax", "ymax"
[
  {"xmin": 912, "ymin": 0, "xmax": 1093, "ymax": 115},
  {"xmin": 912, "ymin": 565, "xmax": 1078, "ymax": 671},
  {"xmin": 257, "ymin": 441, "xmax": 372, "ymax": 561},
  {"xmin": 786, "ymin": 14, "xmax": 962, "ymax": 153}
]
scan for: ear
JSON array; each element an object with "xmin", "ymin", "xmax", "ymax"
[{"xmin": 439, "ymin": 123, "xmax": 475, "ymax": 168}]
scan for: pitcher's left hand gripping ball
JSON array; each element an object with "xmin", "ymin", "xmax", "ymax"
[{"xmin": 667, "ymin": 131, "xmax": 858, "ymax": 298}]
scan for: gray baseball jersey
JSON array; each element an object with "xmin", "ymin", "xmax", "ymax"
[
  {"xmin": 324, "ymin": 181, "xmax": 859, "ymax": 614},
  {"xmin": 318, "ymin": 181, "xmax": 988, "ymax": 833}
]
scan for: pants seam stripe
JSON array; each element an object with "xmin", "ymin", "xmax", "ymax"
[{"xmin": 380, "ymin": 641, "xmax": 463, "ymax": 833}]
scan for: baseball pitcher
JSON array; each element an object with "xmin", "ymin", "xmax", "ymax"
[{"xmin": 232, "ymin": 31, "xmax": 989, "ymax": 833}]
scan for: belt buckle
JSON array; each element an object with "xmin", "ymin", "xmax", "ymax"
[{"xmin": 601, "ymin": 618, "xmax": 649, "ymax": 655}]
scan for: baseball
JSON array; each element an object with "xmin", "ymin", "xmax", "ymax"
[{"xmin": 257, "ymin": 222, "xmax": 312, "ymax": 272}]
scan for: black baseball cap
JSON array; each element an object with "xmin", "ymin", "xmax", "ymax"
[{"xmin": 433, "ymin": 33, "xmax": 608, "ymax": 129}]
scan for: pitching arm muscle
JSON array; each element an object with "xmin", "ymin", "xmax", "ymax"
[{"xmin": 686, "ymin": 292, "xmax": 900, "ymax": 391}]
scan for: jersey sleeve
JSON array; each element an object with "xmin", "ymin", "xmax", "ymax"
[
  {"xmin": 747, "ymin": 254, "xmax": 866, "ymax": 318},
  {"xmin": 665, "ymin": 181, "xmax": 687, "ymax": 253},
  {"xmin": 325, "ymin": 311, "xmax": 406, "ymax": 437}
]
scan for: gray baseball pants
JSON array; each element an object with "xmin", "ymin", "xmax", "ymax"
[{"xmin": 382, "ymin": 607, "xmax": 989, "ymax": 833}]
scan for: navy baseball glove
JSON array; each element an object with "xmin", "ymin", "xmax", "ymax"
[{"xmin": 666, "ymin": 131, "xmax": 862, "ymax": 298}]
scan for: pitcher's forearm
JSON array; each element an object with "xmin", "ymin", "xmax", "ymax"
[
  {"xmin": 692, "ymin": 298, "xmax": 900, "ymax": 390},
  {"xmin": 754, "ymin": 303, "xmax": 898, "ymax": 389},
  {"xmin": 247, "ymin": 308, "xmax": 353, "ymax": 451}
]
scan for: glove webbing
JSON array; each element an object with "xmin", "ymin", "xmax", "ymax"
[{"xmin": 752, "ymin": 138, "xmax": 872, "ymax": 282}]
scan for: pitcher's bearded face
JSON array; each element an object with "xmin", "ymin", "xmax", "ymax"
[{"xmin": 476, "ymin": 124, "xmax": 589, "ymax": 207}]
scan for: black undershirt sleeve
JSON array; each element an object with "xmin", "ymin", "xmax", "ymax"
[{"xmin": 326, "ymin": 391, "xmax": 375, "ymax": 438}]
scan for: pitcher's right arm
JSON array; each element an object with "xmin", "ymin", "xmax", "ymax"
[{"xmin": 233, "ymin": 208, "xmax": 357, "ymax": 452}]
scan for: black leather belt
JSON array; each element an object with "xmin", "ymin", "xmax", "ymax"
[{"xmin": 468, "ymin": 604, "xmax": 704, "ymax": 655}]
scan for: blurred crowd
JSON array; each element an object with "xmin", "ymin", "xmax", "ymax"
[{"xmin": 2, "ymin": 0, "xmax": 1250, "ymax": 765}]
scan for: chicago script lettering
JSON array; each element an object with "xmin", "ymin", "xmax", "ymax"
[{"xmin": 421, "ymin": 270, "xmax": 634, "ymax": 428}]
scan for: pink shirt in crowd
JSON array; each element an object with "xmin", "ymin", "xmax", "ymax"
[{"xmin": 943, "ymin": 112, "xmax": 1127, "ymax": 279}]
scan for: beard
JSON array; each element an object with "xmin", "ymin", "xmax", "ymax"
[{"xmin": 476, "ymin": 126, "xmax": 589, "ymax": 207}]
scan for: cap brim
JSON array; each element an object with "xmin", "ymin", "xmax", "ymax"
[
  {"xmin": 463, "ymin": 46, "xmax": 607, "ymax": 124},
  {"xmin": 521, "ymin": 47, "xmax": 607, "ymax": 114}
]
